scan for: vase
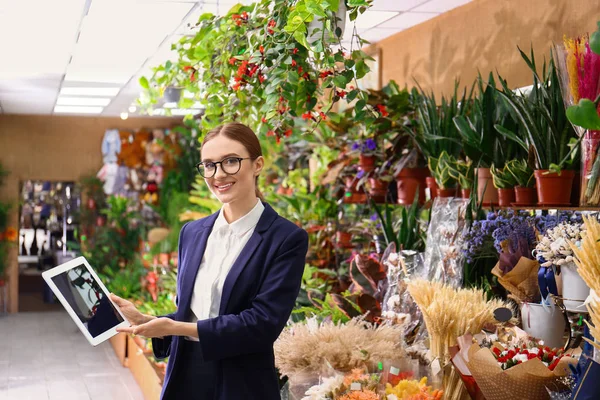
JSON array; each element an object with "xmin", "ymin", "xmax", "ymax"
[
  {"xmin": 514, "ymin": 186, "xmax": 537, "ymax": 205},
  {"xmin": 561, "ymin": 262, "xmax": 590, "ymax": 312},
  {"xmin": 425, "ymin": 177, "xmax": 438, "ymax": 201},
  {"xmin": 534, "ymin": 170, "xmax": 575, "ymax": 206},
  {"xmin": 395, "ymin": 167, "xmax": 429, "ymax": 205},
  {"xmin": 497, "ymin": 188, "xmax": 516, "ymax": 207},
  {"xmin": 476, "ymin": 168, "xmax": 498, "ymax": 206},
  {"xmin": 520, "ymin": 301, "xmax": 567, "ymax": 349}
]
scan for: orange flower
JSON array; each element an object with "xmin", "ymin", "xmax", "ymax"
[{"xmin": 4, "ymin": 227, "xmax": 17, "ymax": 242}]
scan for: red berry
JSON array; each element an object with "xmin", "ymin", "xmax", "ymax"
[
  {"xmin": 291, "ymin": 60, "xmax": 297, "ymax": 67},
  {"xmin": 259, "ymin": 45, "xmax": 264, "ymax": 54}
]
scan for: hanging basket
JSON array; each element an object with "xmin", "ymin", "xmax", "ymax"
[{"xmin": 163, "ymin": 87, "xmax": 183, "ymax": 103}]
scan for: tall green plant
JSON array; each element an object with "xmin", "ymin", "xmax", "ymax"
[
  {"xmin": 495, "ymin": 48, "xmax": 579, "ymax": 172},
  {"xmin": 370, "ymin": 194, "xmax": 424, "ymax": 252},
  {"xmin": 453, "ymin": 73, "xmax": 523, "ymax": 167}
]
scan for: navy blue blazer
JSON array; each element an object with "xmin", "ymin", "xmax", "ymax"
[{"xmin": 152, "ymin": 202, "xmax": 308, "ymax": 399}]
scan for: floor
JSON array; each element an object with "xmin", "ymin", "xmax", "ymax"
[{"xmin": 0, "ymin": 311, "xmax": 145, "ymax": 400}]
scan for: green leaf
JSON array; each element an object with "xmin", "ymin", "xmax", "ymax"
[
  {"xmin": 179, "ymin": 98, "xmax": 194, "ymax": 108},
  {"xmin": 333, "ymin": 74, "xmax": 348, "ymax": 88},
  {"xmin": 356, "ymin": 99, "xmax": 366, "ymax": 111},
  {"xmin": 139, "ymin": 76, "xmax": 149, "ymax": 90},
  {"xmin": 355, "ymin": 59, "xmax": 368, "ymax": 79},
  {"xmin": 591, "ymin": 21, "xmax": 600, "ymax": 55},
  {"xmin": 566, "ymin": 98, "xmax": 600, "ymax": 130}
]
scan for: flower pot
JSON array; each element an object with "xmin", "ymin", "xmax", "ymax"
[
  {"xmin": 520, "ymin": 301, "xmax": 566, "ymax": 349},
  {"xmin": 534, "ymin": 170, "xmax": 575, "ymax": 206},
  {"xmin": 514, "ymin": 186, "xmax": 537, "ymax": 205},
  {"xmin": 164, "ymin": 86, "xmax": 182, "ymax": 103},
  {"xmin": 343, "ymin": 176, "xmax": 367, "ymax": 203},
  {"xmin": 359, "ymin": 154, "xmax": 376, "ymax": 172},
  {"xmin": 437, "ymin": 188, "xmax": 457, "ymax": 198},
  {"xmin": 395, "ymin": 167, "xmax": 429, "ymax": 205},
  {"xmin": 497, "ymin": 188, "xmax": 516, "ymax": 207},
  {"xmin": 368, "ymin": 178, "xmax": 389, "ymax": 203},
  {"xmin": 561, "ymin": 262, "xmax": 590, "ymax": 312},
  {"xmin": 425, "ymin": 177, "xmax": 438, "ymax": 201},
  {"xmin": 461, "ymin": 188, "xmax": 471, "ymax": 199},
  {"xmin": 336, "ymin": 231, "xmax": 353, "ymax": 249},
  {"xmin": 476, "ymin": 168, "xmax": 498, "ymax": 206}
]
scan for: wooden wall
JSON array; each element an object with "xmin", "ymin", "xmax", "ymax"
[
  {"xmin": 374, "ymin": 0, "xmax": 600, "ymax": 96},
  {"xmin": 0, "ymin": 114, "xmax": 179, "ymax": 313}
]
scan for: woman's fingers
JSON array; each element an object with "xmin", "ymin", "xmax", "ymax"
[{"xmin": 109, "ymin": 293, "xmax": 126, "ymax": 306}]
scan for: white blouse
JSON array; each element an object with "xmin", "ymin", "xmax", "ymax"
[{"xmin": 189, "ymin": 200, "xmax": 265, "ymax": 327}]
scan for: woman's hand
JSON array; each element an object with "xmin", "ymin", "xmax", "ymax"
[
  {"xmin": 110, "ymin": 293, "xmax": 153, "ymax": 326},
  {"xmin": 116, "ymin": 316, "xmax": 175, "ymax": 339}
]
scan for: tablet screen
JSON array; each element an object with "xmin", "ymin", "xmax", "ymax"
[{"xmin": 50, "ymin": 263, "xmax": 124, "ymax": 338}]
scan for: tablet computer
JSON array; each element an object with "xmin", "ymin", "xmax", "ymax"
[{"xmin": 42, "ymin": 256, "xmax": 130, "ymax": 346}]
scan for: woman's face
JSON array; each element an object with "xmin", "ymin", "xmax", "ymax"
[{"xmin": 200, "ymin": 134, "xmax": 263, "ymax": 205}]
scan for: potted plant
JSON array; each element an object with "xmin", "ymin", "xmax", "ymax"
[
  {"xmin": 450, "ymin": 159, "xmax": 474, "ymax": 198},
  {"xmin": 453, "ymin": 73, "xmax": 524, "ymax": 206},
  {"xmin": 138, "ymin": 0, "xmax": 376, "ymax": 141},
  {"xmin": 428, "ymin": 151, "xmax": 459, "ymax": 197},
  {"xmin": 505, "ymin": 159, "xmax": 536, "ymax": 205},
  {"xmin": 0, "ymin": 164, "xmax": 16, "ymax": 288},
  {"xmin": 410, "ymin": 84, "xmax": 471, "ymax": 201},
  {"xmin": 495, "ymin": 48, "xmax": 579, "ymax": 206},
  {"xmin": 490, "ymin": 164, "xmax": 517, "ymax": 206}
]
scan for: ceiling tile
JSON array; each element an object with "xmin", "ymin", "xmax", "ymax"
[
  {"xmin": 412, "ymin": 0, "xmax": 472, "ymax": 13},
  {"xmin": 369, "ymin": 0, "xmax": 431, "ymax": 12},
  {"xmin": 359, "ymin": 28, "xmax": 403, "ymax": 44},
  {"xmin": 346, "ymin": 10, "xmax": 399, "ymax": 30},
  {"xmin": 1, "ymin": 92, "xmax": 58, "ymax": 114},
  {"xmin": 377, "ymin": 12, "xmax": 439, "ymax": 29}
]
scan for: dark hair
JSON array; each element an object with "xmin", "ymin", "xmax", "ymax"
[{"xmin": 202, "ymin": 122, "xmax": 264, "ymax": 201}]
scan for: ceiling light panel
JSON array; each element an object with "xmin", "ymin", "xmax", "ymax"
[
  {"xmin": 54, "ymin": 105, "xmax": 104, "ymax": 114},
  {"xmin": 64, "ymin": 0, "xmax": 194, "ymax": 83},
  {"xmin": 412, "ymin": 0, "xmax": 472, "ymax": 13},
  {"xmin": 56, "ymin": 97, "xmax": 112, "ymax": 106},
  {"xmin": 59, "ymin": 87, "xmax": 121, "ymax": 96}
]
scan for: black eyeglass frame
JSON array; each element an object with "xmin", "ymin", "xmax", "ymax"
[{"xmin": 195, "ymin": 157, "xmax": 255, "ymax": 178}]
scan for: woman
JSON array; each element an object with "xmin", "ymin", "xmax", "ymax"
[{"xmin": 110, "ymin": 122, "xmax": 308, "ymax": 399}]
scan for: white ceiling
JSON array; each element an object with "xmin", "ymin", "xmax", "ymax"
[{"xmin": 0, "ymin": 0, "xmax": 472, "ymax": 117}]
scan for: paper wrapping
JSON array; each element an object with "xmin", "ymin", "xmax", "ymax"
[
  {"xmin": 466, "ymin": 344, "xmax": 576, "ymax": 400},
  {"xmin": 492, "ymin": 257, "xmax": 541, "ymax": 303}
]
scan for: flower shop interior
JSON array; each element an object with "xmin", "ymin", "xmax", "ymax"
[{"xmin": 1, "ymin": 0, "xmax": 600, "ymax": 399}]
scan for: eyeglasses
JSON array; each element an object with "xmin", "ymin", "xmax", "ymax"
[{"xmin": 195, "ymin": 157, "xmax": 254, "ymax": 178}]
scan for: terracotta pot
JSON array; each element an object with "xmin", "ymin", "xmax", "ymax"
[
  {"xmin": 425, "ymin": 177, "xmax": 439, "ymax": 201},
  {"xmin": 368, "ymin": 178, "xmax": 389, "ymax": 203},
  {"xmin": 534, "ymin": 170, "xmax": 575, "ymax": 206},
  {"xmin": 437, "ymin": 187, "xmax": 457, "ymax": 198},
  {"xmin": 497, "ymin": 188, "xmax": 516, "ymax": 207},
  {"xmin": 359, "ymin": 155, "xmax": 376, "ymax": 172},
  {"xmin": 476, "ymin": 168, "xmax": 499, "ymax": 206},
  {"xmin": 344, "ymin": 176, "xmax": 364, "ymax": 193},
  {"xmin": 395, "ymin": 167, "xmax": 429, "ymax": 205},
  {"xmin": 336, "ymin": 231, "xmax": 353, "ymax": 249},
  {"xmin": 514, "ymin": 187, "xmax": 537, "ymax": 205},
  {"xmin": 461, "ymin": 189, "xmax": 471, "ymax": 199},
  {"xmin": 571, "ymin": 171, "xmax": 581, "ymax": 207}
]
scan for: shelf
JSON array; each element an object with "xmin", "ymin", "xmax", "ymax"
[
  {"xmin": 492, "ymin": 206, "xmax": 600, "ymax": 211},
  {"xmin": 18, "ymin": 255, "xmax": 39, "ymax": 264}
]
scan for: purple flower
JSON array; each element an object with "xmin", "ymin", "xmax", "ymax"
[
  {"xmin": 357, "ymin": 170, "xmax": 365, "ymax": 179},
  {"xmin": 370, "ymin": 213, "xmax": 378, "ymax": 221},
  {"xmin": 365, "ymin": 138, "xmax": 376, "ymax": 151},
  {"xmin": 351, "ymin": 142, "xmax": 360, "ymax": 151}
]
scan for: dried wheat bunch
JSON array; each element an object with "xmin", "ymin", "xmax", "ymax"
[
  {"xmin": 407, "ymin": 279, "xmax": 512, "ymax": 362},
  {"xmin": 274, "ymin": 317, "xmax": 406, "ymax": 377},
  {"xmin": 569, "ymin": 214, "xmax": 600, "ymax": 293}
]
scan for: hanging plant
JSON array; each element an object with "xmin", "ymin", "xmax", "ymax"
[{"xmin": 137, "ymin": 0, "xmax": 378, "ymax": 142}]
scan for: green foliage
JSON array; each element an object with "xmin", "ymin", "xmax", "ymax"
[
  {"xmin": 450, "ymin": 159, "xmax": 474, "ymax": 189},
  {"xmin": 0, "ymin": 163, "xmax": 12, "ymax": 279},
  {"xmin": 495, "ymin": 47, "xmax": 578, "ymax": 172},
  {"xmin": 428, "ymin": 151, "xmax": 459, "ymax": 189},
  {"xmin": 566, "ymin": 97, "xmax": 600, "ymax": 130},
  {"xmin": 99, "ymin": 258, "xmax": 145, "ymax": 300},
  {"xmin": 370, "ymin": 194, "xmax": 424, "ymax": 252},
  {"xmin": 490, "ymin": 164, "xmax": 517, "ymax": 189},
  {"xmin": 453, "ymin": 73, "xmax": 523, "ymax": 167},
  {"xmin": 504, "ymin": 159, "xmax": 534, "ymax": 188}
]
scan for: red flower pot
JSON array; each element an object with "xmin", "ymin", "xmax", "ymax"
[
  {"xmin": 368, "ymin": 178, "xmax": 389, "ymax": 203},
  {"xmin": 343, "ymin": 176, "xmax": 367, "ymax": 203},
  {"xmin": 359, "ymin": 155, "xmax": 376, "ymax": 172},
  {"xmin": 336, "ymin": 231, "xmax": 353, "ymax": 249},
  {"xmin": 437, "ymin": 188, "xmax": 457, "ymax": 198},
  {"xmin": 395, "ymin": 167, "xmax": 429, "ymax": 205},
  {"xmin": 425, "ymin": 177, "xmax": 439, "ymax": 200},
  {"xmin": 461, "ymin": 189, "xmax": 471, "ymax": 199},
  {"xmin": 534, "ymin": 170, "xmax": 575, "ymax": 206},
  {"xmin": 497, "ymin": 188, "xmax": 516, "ymax": 207},
  {"xmin": 514, "ymin": 187, "xmax": 537, "ymax": 205},
  {"xmin": 476, "ymin": 168, "xmax": 499, "ymax": 206}
]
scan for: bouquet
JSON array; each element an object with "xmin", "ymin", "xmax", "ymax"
[
  {"xmin": 301, "ymin": 369, "xmax": 381, "ymax": 400},
  {"xmin": 554, "ymin": 34, "xmax": 600, "ymax": 205},
  {"xmin": 535, "ymin": 221, "xmax": 584, "ymax": 267},
  {"xmin": 385, "ymin": 377, "xmax": 443, "ymax": 400},
  {"xmin": 490, "ymin": 342, "xmax": 569, "ymax": 372}
]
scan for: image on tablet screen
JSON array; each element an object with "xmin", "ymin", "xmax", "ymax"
[{"xmin": 50, "ymin": 264, "xmax": 124, "ymax": 337}]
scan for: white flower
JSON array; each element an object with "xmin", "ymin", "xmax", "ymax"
[
  {"xmin": 515, "ymin": 354, "xmax": 529, "ymax": 363},
  {"xmin": 302, "ymin": 375, "xmax": 344, "ymax": 400},
  {"xmin": 387, "ymin": 395, "xmax": 399, "ymax": 400}
]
